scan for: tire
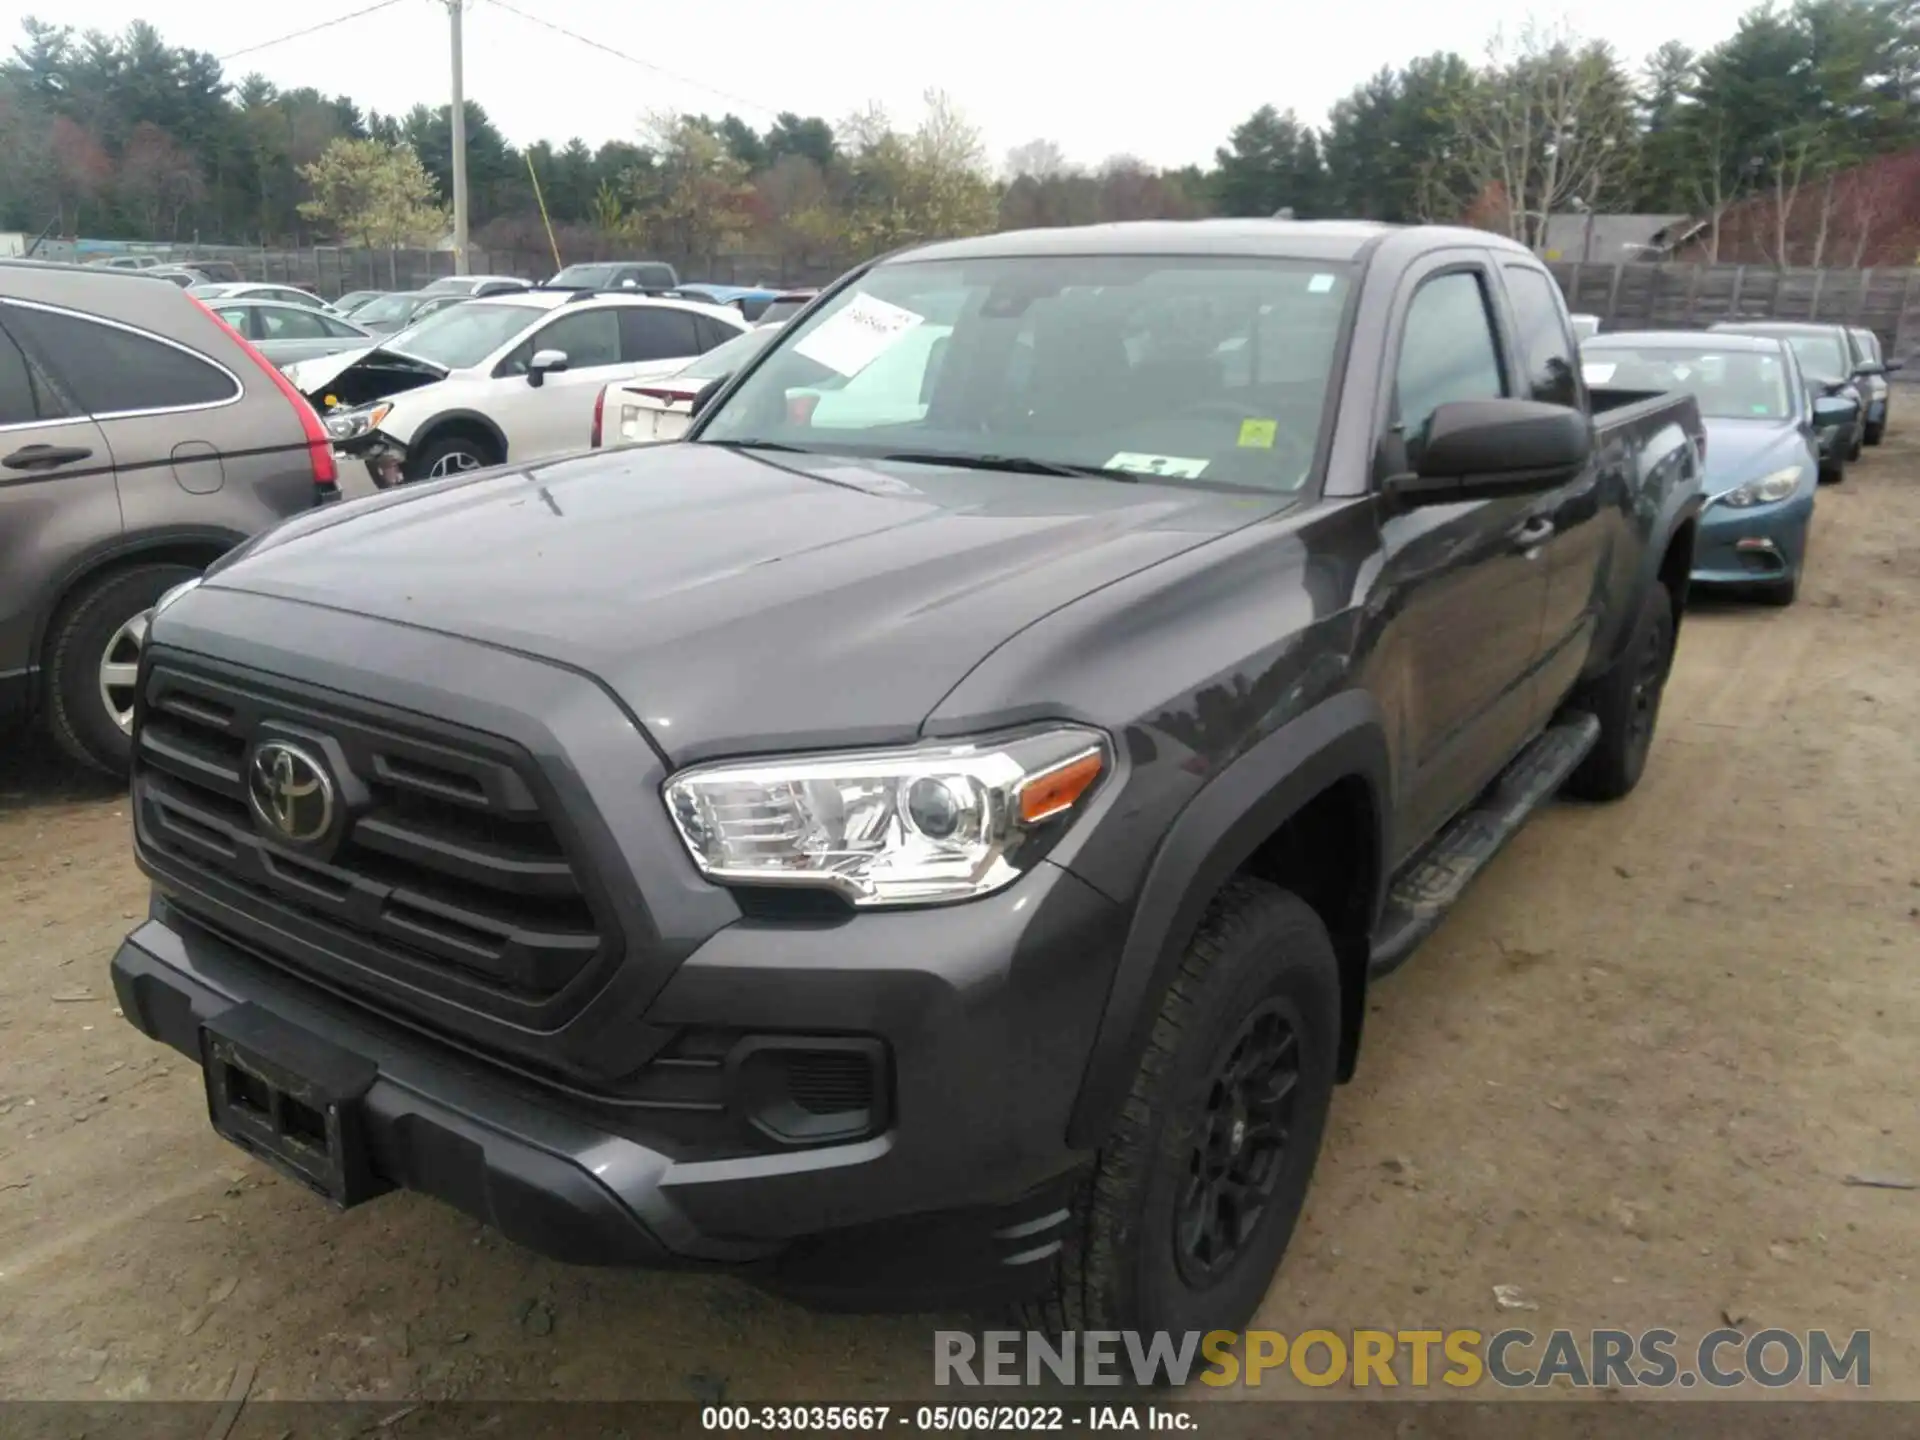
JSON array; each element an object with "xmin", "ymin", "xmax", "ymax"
[
  {"xmin": 1847, "ymin": 428, "xmax": 1864, "ymax": 461},
  {"xmin": 1865, "ymin": 420, "xmax": 1885, "ymax": 447},
  {"xmin": 44, "ymin": 562, "xmax": 199, "ymax": 777},
  {"xmin": 1018, "ymin": 878, "xmax": 1341, "ymax": 1337},
  {"xmin": 405, "ymin": 431, "xmax": 501, "ymax": 483},
  {"xmin": 1564, "ymin": 581, "xmax": 1676, "ymax": 803},
  {"xmin": 1820, "ymin": 453, "xmax": 1845, "ymax": 484}
]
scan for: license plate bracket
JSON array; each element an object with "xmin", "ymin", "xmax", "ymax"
[{"xmin": 200, "ymin": 1004, "xmax": 387, "ymax": 1208}]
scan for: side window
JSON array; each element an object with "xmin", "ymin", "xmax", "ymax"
[
  {"xmin": 213, "ymin": 306, "xmax": 255, "ymax": 337},
  {"xmin": 1501, "ymin": 266, "xmax": 1578, "ymax": 407},
  {"xmin": 318, "ymin": 313, "xmax": 362, "ymax": 338},
  {"xmin": 531, "ymin": 310, "xmax": 621, "ymax": 367},
  {"xmin": 0, "ymin": 321, "xmax": 61, "ymax": 426},
  {"xmin": 692, "ymin": 316, "xmax": 734, "ymax": 352},
  {"xmin": 1394, "ymin": 271, "xmax": 1506, "ymax": 452},
  {"xmin": 619, "ymin": 308, "xmax": 703, "ymax": 362},
  {"xmin": 4, "ymin": 305, "xmax": 238, "ymax": 414},
  {"xmin": 260, "ymin": 307, "xmax": 328, "ymax": 340}
]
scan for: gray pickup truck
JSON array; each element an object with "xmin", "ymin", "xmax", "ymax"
[{"xmin": 111, "ymin": 221, "xmax": 1704, "ymax": 1336}]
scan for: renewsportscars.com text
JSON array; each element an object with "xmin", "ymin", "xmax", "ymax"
[{"xmin": 934, "ymin": 1328, "xmax": 1871, "ymax": 1390}]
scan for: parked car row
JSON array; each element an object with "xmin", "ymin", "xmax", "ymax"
[{"xmin": 1578, "ymin": 316, "xmax": 1900, "ymax": 607}]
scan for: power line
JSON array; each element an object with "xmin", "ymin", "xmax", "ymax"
[
  {"xmin": 481, "ymin": 0, "xmax": 780, "ymax": 119},
  {"xmin": 216, "ymin": 0, "xmax": 407, "ymax": 64}
]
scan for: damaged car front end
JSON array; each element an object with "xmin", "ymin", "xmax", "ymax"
[{"xmin": 294, "ymin": 349, "xmax": 450, "ymax": 492}]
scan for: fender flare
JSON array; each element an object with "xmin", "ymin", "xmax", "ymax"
[
  {"xmin": 1064, "ymin": 689, "xmax": 1393, "ymax": 1148},
  {"xmin": 408, "ymin": 409, "xmax": 510, "ymax": 464},
  {"xmin": 30, "ymin": 524, "xmax": 249, "ymax": 673}
]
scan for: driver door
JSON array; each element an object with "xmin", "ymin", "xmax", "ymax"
[{"xmin": 485, "ymin": 308, "xmax": 628, "ymax": 461}]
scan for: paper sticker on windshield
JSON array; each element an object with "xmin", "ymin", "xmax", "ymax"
[
  {"xmin": 791, "ymin": 293, "xmax": 925, "ymax": 377},
  {"xmin": 1238, "ymin": 418, "xmax": 1277, "ymax": 449},
  {"xmin": 1106, "ymin": 452, "xmax": 1210, "ymax": 479},
  {"xmin": 1307, "ymin": 274, "xmax": 1336, "ymax": 294},
  {"xmin": 1582, "ymin": 362, "xmax": 1617, "ymax": 385}
]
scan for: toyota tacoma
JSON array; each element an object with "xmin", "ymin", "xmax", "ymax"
[{"xmin": 111, "ymin": 221, "xmax": 1704, "ymax": 1335}]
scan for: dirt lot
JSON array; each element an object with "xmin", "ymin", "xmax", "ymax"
[{"xmin": 1, "ymin": 436, "xmax": 1916, "ymax": 1410}]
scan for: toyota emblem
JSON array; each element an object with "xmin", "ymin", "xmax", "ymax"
[{"xmin": 247, "ymin": 741, "xmax": 335, "ymax": 844}]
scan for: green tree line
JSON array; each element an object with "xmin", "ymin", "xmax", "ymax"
[{"xmin": 5, "ymin": 2, "xmax": 1920, "ymax": 267}]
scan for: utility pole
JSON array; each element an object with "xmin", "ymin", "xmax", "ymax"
[{"xmin": 447, "ymin": 0, "xmax": 470, "ymax": 274}]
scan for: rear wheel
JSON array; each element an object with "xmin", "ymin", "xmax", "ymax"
[
  {"xmin": 1019, "ymin": 879, "xmax": 1340, "ymax": 1336},
  {"xmin": 1565, "ymin": 582, "xmax": 1675, "ymax": 802},
  {"xmin": 405, "ymin": 431, "xmax": 501, "ymax": 482},
  {"xmin": 1865, "ymin": 420, "xmax": 1886, "ymax": 447},
  {"xmin": 44, "ymin": 563, "xmax": 199, "ymax": 776}
]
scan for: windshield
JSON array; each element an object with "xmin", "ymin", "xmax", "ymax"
[
  {"xmin": 421, "ymin": 277, "xmax": 477, "ymax": 295},
  {"xmin": 1582, "ymin": 344, "xmax": 1793, "ymax": 420},
  {"xmin": 352, "ymin": 292, "xmax": 423, "ymax": 325},
  {"xmin": 759, "ymin": 297, "xmax": 814, "ymax": 323},
  {"xmin": 552, "ymin": 264, "xmax": 618, "ymax": 287},
  {"xmin": 383, "ymin": 300, "xmax": 540, "ymax": 370},
  {"xmin": 1727, "ymin": 328, "xmax": 1844, "ymax": 381},
  {"xmin": 696, "ymin": 255, "xmax": 1353, "ymax": 491}
]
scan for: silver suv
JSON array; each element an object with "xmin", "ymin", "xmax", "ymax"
[{"xmin": 0, "ymin": 261, "xmax": 336, "ymax": 774}]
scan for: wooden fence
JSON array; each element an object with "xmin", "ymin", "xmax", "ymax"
[{"xmin": 1547, "ymin": 261, "xmax": 1920, "ymax": 368}]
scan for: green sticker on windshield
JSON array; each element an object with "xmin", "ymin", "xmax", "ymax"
[
  {"xmin": 1752, "ymin": 404, "xmax": 1770, "ymax": 414},
  {"xmin": 1238, "ymin": 418, "xmax": 1277, "ymax": 449}
]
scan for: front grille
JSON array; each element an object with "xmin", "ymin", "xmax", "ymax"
[{"xmin": 133, "ymin": 659, "xmax": 615, "ymax": 1011}]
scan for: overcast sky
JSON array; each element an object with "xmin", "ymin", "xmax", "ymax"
[{"xmin": 3, "ymin": 0, "xmax": 1762, "ymax": 171}]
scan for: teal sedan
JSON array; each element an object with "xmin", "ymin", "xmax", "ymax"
[{"xmin": 1583, "ymin": 331, "xmax": 1846, "ymax": 606}]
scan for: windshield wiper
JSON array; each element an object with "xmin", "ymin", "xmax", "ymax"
[
  {"xmin": 878, "ymin": 450, "xmax": 1139, "ymax": 481},
  {"xmin": 700, "ymin": 438, "xmax": 817, "ymax": 454}
]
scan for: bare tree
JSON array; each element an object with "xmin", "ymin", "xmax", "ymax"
[
  {"xmin": 1450, "ymin": 22, "xmax": 1640, "ymax": 249},
  {"xmin": 1759, "ymin": 126, "xmax": 1820, "ymax": 268},
  {"xmin": 1004, "ymin": 138, "xmax": 1071, "ymax": 181},
  {"xmin": 1682, "ymin": 107, "xmax": 1741, "ymax": 264}
]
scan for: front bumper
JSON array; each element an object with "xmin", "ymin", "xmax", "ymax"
[
  {"xmin": 112, "ymin": 853, "xmax": 1120, "ymax": 1308},
  {"xmin": 1691, "ymin": 493, "xmax": 1814, "ymax": 587}
]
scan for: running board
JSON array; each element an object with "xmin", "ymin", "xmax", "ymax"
[{"xmin": 1368, "ymin": 712, "xmax": 1601, "ymax": 979}]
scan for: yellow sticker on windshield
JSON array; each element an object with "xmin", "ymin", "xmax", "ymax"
[{"xmin": 1238, "ymin": 418, "xmax": 1277, "ymax": 449}]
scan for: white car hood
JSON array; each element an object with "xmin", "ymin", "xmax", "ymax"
[{"xmin": 283, "ymin": 347, "xmax": 378, "ymax": 395}]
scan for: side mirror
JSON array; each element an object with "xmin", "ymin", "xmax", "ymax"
[
  {"xmin": 1820, "ymin": 379, "xmax": 1849, "ymax": 397},
  {"xmin": 527, "ymin": 348, "xmax": 569, "ymax": 387},
  {"xmin": 689, "ymin": 373, "xmax": 732, "ymax": 418},
  {"xmin": 1813, "ymin": 394, "xmax": 1859, "ymax": 424},
  {"xmin": 1853, "ymin": 361, "xmax": 1886, "ymax": 378},
  {"xmin": 1886, "ymin": 357, "xmax": 1906, "ymax": 373},
  {"xmin": 1387, "ymin": 399, "xmax": 1592, "ymax": 506}
]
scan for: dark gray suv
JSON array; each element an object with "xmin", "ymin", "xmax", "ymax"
[{"xmin": 0, "ymin": 261, "xmax": 337, "ymax": 774}]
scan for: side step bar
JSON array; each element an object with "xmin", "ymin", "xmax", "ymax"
[{"xmin": 1368, "ymin": 712, "xmax": 1601, "ymax": 979}]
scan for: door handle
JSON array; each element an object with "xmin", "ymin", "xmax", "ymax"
[
  {"xmin": 3, "ymin": 443, "xmax": 93, "ymax": 471},
  {"xmin": 1509, "ymin": 516, "xmax": 1555, "ymax": 551}
]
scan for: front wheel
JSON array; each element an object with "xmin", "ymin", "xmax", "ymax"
[
  {"xmin": 1565, "ymin": 582, "xmax": 1675, "ymax": 802},
  {"xmin": 1020, "ymin": 879, "xmax": 1340, "ymax": 1336},
  {"xmin": 44, "ymin": 562, "xmax": 200, "ymax": 776},
  {"xmin": 405, "ymin": 433, "xmax": 501, "ymax": 483},
  {"xmin": 1865, "ymin": 420, "xmax": 1886, "ymax": 447}
]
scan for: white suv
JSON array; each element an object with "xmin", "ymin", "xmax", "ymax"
[{"xmin": 283, "ymin": 290, "xmax": 750, "ymax": 483}]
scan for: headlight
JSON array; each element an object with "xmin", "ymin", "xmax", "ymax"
[
  {"xmin": 323, "ymin": 402, "xmax": 392, "ymax": 441},
  {"xmin": 1717, "ymin": 467, "xmax": 1803, "ymax": 508},
  {"xmin": 663, "ymin": 726, "xmax": 1112, "ymax": 906}
]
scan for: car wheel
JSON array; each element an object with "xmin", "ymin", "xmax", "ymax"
[
  {"xmin": 1848, "ymin": 428, "xmax": 1864, "ymax": 461},
  {"xmin": 44, "ymin": 562, "xmax": 199, "ymax": 777},
  {"xmin": 406, "ymin": 433, "xmax": 500, "ymax": 482},
  {"xmin": 1019, "ymin": 878, "xmax": 1340, "ymax": 1336},
  {"xmin": 1865, "ymin": 421, "xmax": 1885, "ymax": 447},
  {"xmin": 1820, "ymin": 454, "xmax": 1845, "ymax": 484},
  {"xmin": 1565, "ymin": 581, "xmax": 1675, "ymax": 803}
]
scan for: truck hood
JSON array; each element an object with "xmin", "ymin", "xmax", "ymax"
[{"xmin": 203, "ymin": 443, "xmax": 1286, "ymax": 763}]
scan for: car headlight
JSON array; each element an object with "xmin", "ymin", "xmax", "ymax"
[
  {"xmin": 1718, "ymin": 466, "xmax": 1804, "ymax": 508},
  {"xmin": 663, "ymin": 726, "xmax": 1112, "ymax": 906},
  {"xmin": 323, "ymin": 402, "xmax": 392, "ymax": 441}
]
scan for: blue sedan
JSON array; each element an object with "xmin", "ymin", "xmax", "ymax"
[{"xmin": 1582, "ymin": 331, "xmax": 1844, "ymax": 606}]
